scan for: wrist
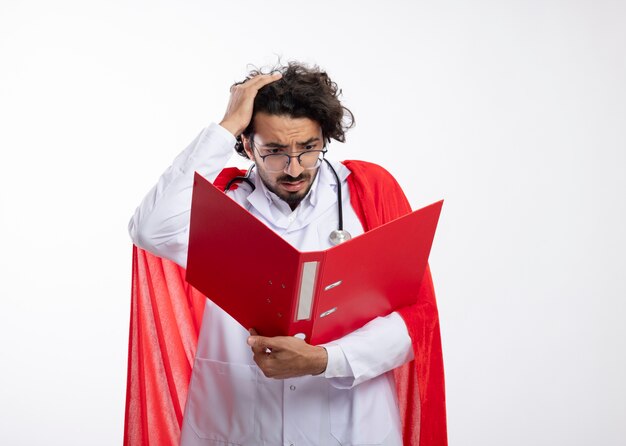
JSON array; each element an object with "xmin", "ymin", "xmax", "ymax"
[
  {"xmin": 311, "ymin": 346, "xmax": 328, "ymax": 376},
  {"xmin": 219, "ymin": 119, "xmax": 244, "ymax": 138}
]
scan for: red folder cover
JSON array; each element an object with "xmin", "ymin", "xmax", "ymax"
[{"xmin": 186, "ymin": 172, "xmax": 443, "ymax": 345}]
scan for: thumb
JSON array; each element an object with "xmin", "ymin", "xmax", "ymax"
[{"xmin": 247, "ymin": 329, "xmax": 271, "ymax": 349}]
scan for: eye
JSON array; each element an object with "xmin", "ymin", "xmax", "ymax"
[
  {"xmin": 262, "ymin": 146, "xmax": 285, "ymax": 155},
  {"xmin": 304, "ymin": 144, "xmax": 317, "ymax": 151}
]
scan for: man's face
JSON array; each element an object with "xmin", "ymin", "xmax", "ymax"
[{"xmin": 243, "ymin": 112, "xmax": 324, "ymax": 209}]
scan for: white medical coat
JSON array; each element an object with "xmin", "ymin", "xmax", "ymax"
[{"xmin": 129, "ymin": 123, "xmax": 413, "ymax": 446}]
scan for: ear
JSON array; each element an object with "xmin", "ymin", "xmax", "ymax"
[{"xmin": 242, "ymin": 135, "xmax": 254, "ymax": 160}]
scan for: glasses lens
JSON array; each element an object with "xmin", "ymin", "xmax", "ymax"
[
  {"xmin": 260, "ymin": 154, "xmax": 284, "ymax": 172},
  {"xmin": 299, "ymin": 151, "xmax": 323, "ymax": 169}
]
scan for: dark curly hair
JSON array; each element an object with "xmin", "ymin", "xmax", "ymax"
[{"xmin": 234, "ymin": 62, "xmax": 355, "ymax": 158}]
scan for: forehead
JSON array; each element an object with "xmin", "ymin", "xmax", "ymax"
[{"xmin": 252, "ymin": 112, "xmax": 322, "ymax": 143}]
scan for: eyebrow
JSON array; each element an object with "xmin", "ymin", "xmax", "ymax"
[
  {"xmin": 262, "ymin": 137, "xmax": 321, "ymax": 148},
  {"xmin": 297, "ymin": 137, "xmax": 321, "ymax": 146}
]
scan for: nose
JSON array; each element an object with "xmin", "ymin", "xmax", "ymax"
[{"xmin": 284, "ymin": 156, "xmax": 305, "ymax": 178}]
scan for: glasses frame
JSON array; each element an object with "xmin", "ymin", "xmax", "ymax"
[{"xmin": 250, "ymin": 138, "xmax": 328, "ymax": 173}]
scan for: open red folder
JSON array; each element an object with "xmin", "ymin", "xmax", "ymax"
[{"xmin": 186, "ymin": 172, "xmax": 443, "ymax": 345}]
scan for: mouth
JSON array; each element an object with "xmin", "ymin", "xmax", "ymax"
[{"xmin": 280, "ymin": 180, "xmax": 306, "ymax": 192}]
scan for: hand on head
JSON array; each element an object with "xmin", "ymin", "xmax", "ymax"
[{"xmin": 219, "ymin": 73, "xmax": 282, "ymax": 138}]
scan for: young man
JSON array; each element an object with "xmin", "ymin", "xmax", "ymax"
[{"xmin": 126, "ymin": 62, "xmax": 446, "ymax": 446}]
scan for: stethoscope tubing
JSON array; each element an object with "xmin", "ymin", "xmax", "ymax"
[{"xmin": 224, "ymin": 158, "xmax": 350, "ymax": 244}]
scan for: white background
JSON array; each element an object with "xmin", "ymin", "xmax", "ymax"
[{"xmin": 1, "ymin": 1, "xmax": 625, "ymax": 445}]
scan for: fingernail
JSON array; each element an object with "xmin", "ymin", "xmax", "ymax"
[{"xmin": 247, "ymin": 337, "xmax": 254, "ymax": 346}]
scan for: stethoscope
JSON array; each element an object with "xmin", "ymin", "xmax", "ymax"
[{"xmin": 224, "ymin": 159, "xmax": 352, "ymax": 246}]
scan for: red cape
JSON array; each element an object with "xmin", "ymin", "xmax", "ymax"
[{"xmin": 124, "ymin": 160, "xmax": 447, "ymax": 446}]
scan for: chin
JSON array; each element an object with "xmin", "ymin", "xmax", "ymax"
[
  {"xmin": 275, "ymin": 183, "xmax": 313, "ymax": 208},
  {"xmin": 260, "ymin": 171, "xmax": 317, "ymax": 209},
  {"xmin": 277, "ymin": 190, "xmax": 304, "ymax": 205}
]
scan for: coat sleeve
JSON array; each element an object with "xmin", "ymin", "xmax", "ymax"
[{"xmin": 128, "ymin": 123, "xmax": 236, "ymax": 268}]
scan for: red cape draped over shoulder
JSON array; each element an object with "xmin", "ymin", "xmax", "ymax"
[{"xmin": 124, "ymin": 161, "xmax": 447, "ymax": 446}]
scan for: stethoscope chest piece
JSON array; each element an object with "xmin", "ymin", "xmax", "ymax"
[{"xmin": 329, "ymin": 229, "xmax": 352, "ymax": 246}]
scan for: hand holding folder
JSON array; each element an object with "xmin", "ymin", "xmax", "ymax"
[{"xmin": 186, "ymin": 172, "xmax": 443, "ymax": 345}]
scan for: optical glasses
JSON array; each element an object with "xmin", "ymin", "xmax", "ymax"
[{"xmin": 251, "ymin": 139, "xmax": 327, "ymax": 173}]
